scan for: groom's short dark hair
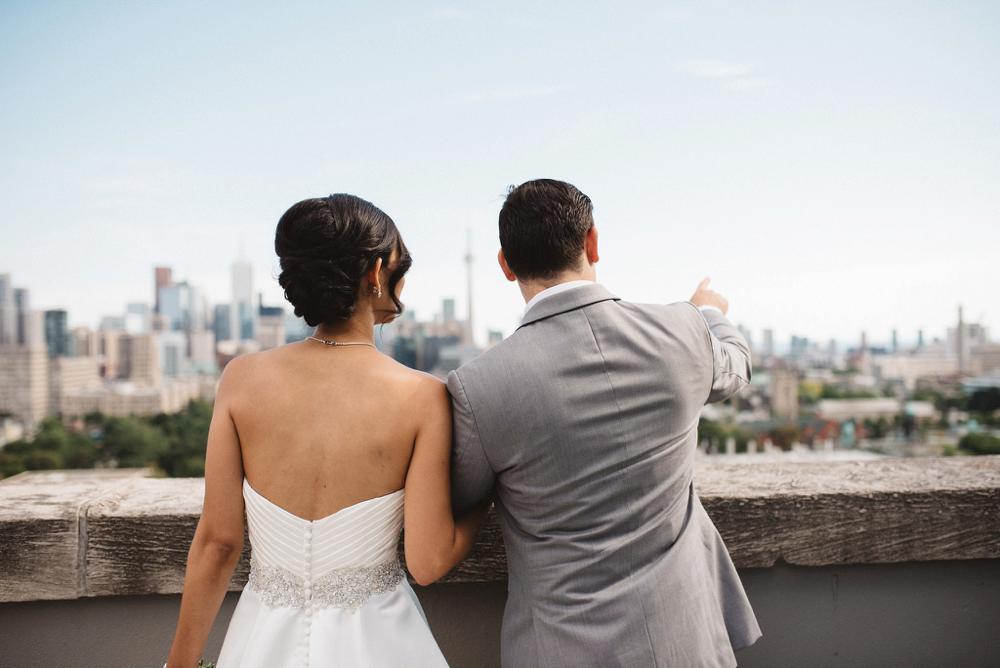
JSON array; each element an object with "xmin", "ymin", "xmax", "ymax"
[{"xmin": 499, "ymin": 179, "xmax": 594, "ymax": 280}]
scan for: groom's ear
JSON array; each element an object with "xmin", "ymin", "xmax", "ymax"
[
  {"xmin": 497, "ymin": 249, "xmax": 518, "ymax": 282},
  {"xmin": 585, "ymin": 225, "xmax": 600, "ymax": 265}
]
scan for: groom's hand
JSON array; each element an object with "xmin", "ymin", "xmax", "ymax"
[{"xmin": 690, "ymin": 277, "xmax": 729, "ymax": 315}]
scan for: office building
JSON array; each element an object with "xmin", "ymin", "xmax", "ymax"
[
  {"xmin": 44, "ymin": 309, "xmax": 72, "ymax": 357},
  {"xmin": 257, "ymin": 304, "xmax": 285, "ymax": 350},
  {"xmin": 231, "ymin": 258, "xmax": 257, "ymax": 341},
  {"xmin": 124, "ymin": 302, "xmax": 151, "ymax": 335},
  {"xmin": 213, "ymin": 303, "xmax": 232, "ymax": 343},
  {"xmin": 49, "ymin": 355, "xmax": 102, "ymax": 415},
  {"xmin": 0, "ymin": 273, "xmax": 15, "ymax": 345},
  {"xmin": 154, "ymin": 266, "xmax": 172, "ymax": 314},
  {"xmin": 0, "ymin": 344, "xmax": 49, "ymax": 432},
  {"xmin": 119, "ymin": 333, "xmax": 161, "ymax": 386}
]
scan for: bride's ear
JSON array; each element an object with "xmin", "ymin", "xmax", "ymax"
[{"xmin": 367, "ymin": 257, "xmax": 384, "ymax": 296}]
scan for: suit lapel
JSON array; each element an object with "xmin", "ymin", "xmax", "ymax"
[{"xmin": 516, "ymin": 283, "xmax": 621, "ymax": 330}]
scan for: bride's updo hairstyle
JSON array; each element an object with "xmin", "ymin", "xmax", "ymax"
[{"xmin": 275, "ymin": 194, "xmax": 412, "ymax": 327}]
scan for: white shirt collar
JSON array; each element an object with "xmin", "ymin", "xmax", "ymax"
[{"xmin": 521, "ymin": 279, "xmax": 595, "ymax": 323}]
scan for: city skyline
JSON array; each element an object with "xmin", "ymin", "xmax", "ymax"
[
  {"xmin": 0, "ymin": 261, "xmax": 983, "ymax": 356},
  {"xmin": 1, "ymin": 2, "xmax": 997, "ymax": 343}
]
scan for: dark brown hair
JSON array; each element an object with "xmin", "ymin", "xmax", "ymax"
[
  {"xmin": 275, "ymin": 194, "xmax": 411, "ymax": 326},
  {"xmin": 498, "ymin": 179, "xmax": 594, "ymax": 280}
]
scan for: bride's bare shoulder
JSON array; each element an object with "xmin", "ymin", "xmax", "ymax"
[
  {"xmin": 374, "ymin": 355, "xmax": 446, "ymax": 396},
  {"xmin": 216, "ymin": 344, "xmax": 299, "ymax": 392},
  {"xmin": 363, "ymin": 358, "xmax": 449, "ymax": 426}
]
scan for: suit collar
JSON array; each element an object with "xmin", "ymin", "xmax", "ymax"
[{"xmin": 517, "ymin": 282, "xmax": 620, "ymax": 329}]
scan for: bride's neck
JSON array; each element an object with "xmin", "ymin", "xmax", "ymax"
[{"xmin": 312, "ymin": 311, "xmax": 376, "ymax": 344}]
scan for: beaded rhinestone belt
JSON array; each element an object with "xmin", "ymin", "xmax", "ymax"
[{"xmin": 247, "ymin": 556, "xmax": 405, "ymax": 612}]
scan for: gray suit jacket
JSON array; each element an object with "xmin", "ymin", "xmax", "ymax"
[{"xmin": 446, "ymin": 282, "xmax": 762, "ymax": 668}]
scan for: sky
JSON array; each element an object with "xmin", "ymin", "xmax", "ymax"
[{"xmin": 1, "ymin": 1, "xmax": 997, "ymax": 350}]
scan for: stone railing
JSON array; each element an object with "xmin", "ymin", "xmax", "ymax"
[
  {"xmin": 2, "ymin": 457, "xmax": 999, "ymax": 602},
  {"xmin": 4, "ymin": 458, "xmax": 1000, "ymax": 668}
]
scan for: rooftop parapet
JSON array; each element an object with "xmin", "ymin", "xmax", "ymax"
[{"xmin": 2, "ymin": 457, "xmax": 999, "ymax": 603}]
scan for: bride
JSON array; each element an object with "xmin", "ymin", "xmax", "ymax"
[{"xmin": 165, "ymin": 194, "xmax": 490, "ymax": 667}]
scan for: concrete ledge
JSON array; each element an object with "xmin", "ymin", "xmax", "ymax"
[{"xmin": 2, "ymin": 457, "xmax": 999, "ymax": 602}]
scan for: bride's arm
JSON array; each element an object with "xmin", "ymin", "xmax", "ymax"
[
  {"xmin": 403, "ymin": 377, "xmax": 491, "ymax": 586},
  {"xmin": 166, "ymin": 361, "xmax": 247, "ymax": 668}
]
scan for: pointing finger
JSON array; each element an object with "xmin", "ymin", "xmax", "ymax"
[{"xmin": 697, "ymin": 277, "xmax": 711, "ymax": 291}]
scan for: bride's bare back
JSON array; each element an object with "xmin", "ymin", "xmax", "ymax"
[
  {"xmin": 229, "ymin": 340, "xmax": 441, "ymax": 521},
  {"xmin": 167, "ymin": 194, "xmax": 487, "ymax": 667}
]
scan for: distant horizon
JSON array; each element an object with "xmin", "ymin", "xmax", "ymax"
[{"xmin": 2, "ymin": 2, "xmax": 996, "ymax": 346}]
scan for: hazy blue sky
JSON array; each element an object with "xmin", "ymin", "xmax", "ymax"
[{"xmin": 2, "ymin": 1, "xmax": 997, "ymax": 348}]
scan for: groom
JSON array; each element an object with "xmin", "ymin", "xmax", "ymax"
[{"xmin": 446, "ymin": 179, "xmax": 762, "ymax": 667}]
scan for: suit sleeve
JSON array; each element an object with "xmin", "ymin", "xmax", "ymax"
[
  {"xmin": 446, "ymin": 369, "xmax": 496, "ymax": 515},
  {"xmin": 691, "ymin": 304, "xmax": 753, "ymax": 404}
]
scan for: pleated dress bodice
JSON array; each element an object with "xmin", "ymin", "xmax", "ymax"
[
  {"xmin": 216, "ymin": 478, "xmax": 449, "ymax": 667},
  {"xmin": 242, "ymin": 478, "xmax": 406, "ymax": 609}
]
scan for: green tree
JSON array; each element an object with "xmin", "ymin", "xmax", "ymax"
[
  {"xmin": 32, "ymin": 416, "xmax": 73, "ymax": 452},
  {"xmin": 958, "ymin": 432, "xmax": 1000, "ymax": 456},
  {"xmin": 22, "ymin": 451, "xmax": 63, "ymax": 470},
  {"xmin": 83, "ymin": 410, "xmax": 107, "ymax": 428},
  {"xmin": 154, "ymin": 399, "xmax": 213, "ymax": 477},
  {"xmin": 102, "ymin": 416, "xmax": 170, "ymax": 467},
  {"xmin": 821, "ymin": 385, "xmax": 877, "ymax": 400},
  {"xmin": 697, "ymin": 418, "xmax": 729, "ymax": 452},
  {"xmin": 0, "ymin": 400, "xmax": 218, "ymax": 479},
  {"xmin": 0, "ymin": 450, "xmax": 26, "ymax": 478},
  {"xmin": 799, "ymin": 380, "xmax": 823, "ymax": 405},
  {"xmin": 967, "ymin": 388, "xmax": 1000, "ymax": 414}
]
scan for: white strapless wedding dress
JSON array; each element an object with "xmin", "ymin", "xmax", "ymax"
[{"xmin": 216, "ymin": 478, "xmax": 449, "ymax": 667}]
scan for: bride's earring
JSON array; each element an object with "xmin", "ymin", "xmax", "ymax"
[{"xmin": 373, "ymin": 285, "xmax": 383, "ymax": 299}]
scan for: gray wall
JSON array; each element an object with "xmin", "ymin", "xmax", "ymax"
[{"xmin": 1, "ymin": 560, "xmax": 998, "ymax": 667}]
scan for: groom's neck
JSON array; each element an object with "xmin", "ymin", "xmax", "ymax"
[{"xmin": 516, "ymin": 267, "xmax": 597, "ymax": 304}]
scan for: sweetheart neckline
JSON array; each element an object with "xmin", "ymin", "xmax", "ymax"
[{"xmin": 242, "ymin": 477, "xmax": 404, "ymax": 524}]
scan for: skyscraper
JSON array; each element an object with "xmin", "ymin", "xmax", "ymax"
[
  {"xmin": 258, "ymin": 304, "xmax": 286, "ymax": 350},
  {"xmin": 762, "ymin": 328, "xmax": 775, "ymax": 358},
  {"xmin": 99, "ymin": 315, "xmax": 125, "ymax": 331},
  {"xmin": 442, "ymin": 298, "xmax": 456, "ymax": 323},
  {"xmin": 72, "ymin": 326, "xmax": 99, "ymax": 357},
  {"xmin": 0, "ymin": 345, "xmax": 49, "ymax": 431},
  {"xmin": 231, "ymin": 258, "xmax": 256, "ymax": 341},
  {"xmin": 190, "ymin": 329, "xmax": 217, "ymax": 373},
  {"xmin": 158, "ymin": 282, "xmax": 206, "ymax": 333},
  {"xmin": 125, "ymin": 302, "xmax": 151, "ymax": 335},
  {"xmin": 158, "ymin": 331, "xmax": 187, "ymax": 378},
  {"xmin": 0, "ymin": 273, "xmax": 16, "ymax": 346},
  {"xmin": 120, "ymin": 333, "xmax": 162, "ymax": 386},
  {"xmin": 14, "ymin": 288, "xmax": 30, "ymax": 346},
  {"xmin": 154, "ymin": 266, "xmax": 172, "ymax": 314},
  {"xmin": 44, "ymin": 309, "xmax": 71, "ymax": 357},
  {"xmin": 213, "ymin": 303, "xmax": 232, "ymax": 343}
]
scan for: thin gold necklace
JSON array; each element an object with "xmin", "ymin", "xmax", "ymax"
[{"xmin": 306, "ymin": 335, "xmax": 376, "ymax": 348}]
